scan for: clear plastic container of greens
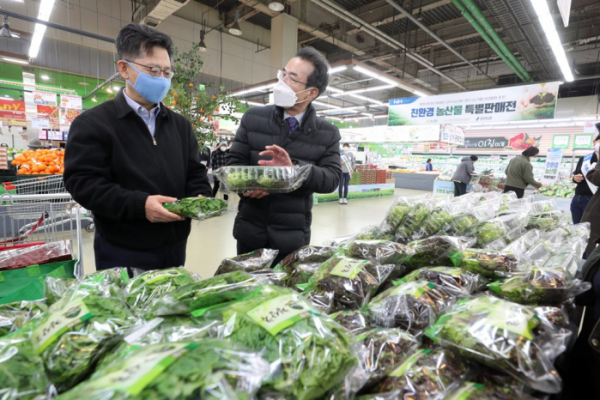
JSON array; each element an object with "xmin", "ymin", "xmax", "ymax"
[{"xmin": 215, "ymin": 165, "xmax": 312, "ymax": 193}]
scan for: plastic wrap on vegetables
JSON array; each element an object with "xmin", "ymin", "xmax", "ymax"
[
  {"xmin": 146, "ymin": 271, "xmax": 264, "ymax": 317},
  {"xmin": 469, "ymin": 217, "xmax": 511, "ymax": 248},
  {"xmin": 0, "ymin": 327, "xmax": 52, "ymax": 400},
  {"xmin": 354, "ymin": 225, "xmax": 394, "ymax": 241},
  {"xmin": 199, "ymin": 284, "xmax": 357, "ymax": 400},
  {"xmin": 364, "ymin": 348, "xmax": 467, "ymax": 398},
  {"xmin": 426, "ymin": 295, "xmax": 564, "ymax": 393},
  {"xmin": 163, "ymin": 196, "xmax": 231, "ymax": 220},
  {"xmin": 330, "ymin": 310, "xmax": 371, "ymax": 335},
  {"xmin": 303, "ymin": 255, "xmax": 394, "ymax": 313},
  {"xmin": 366, "ymin": 280, "xmax": 456, "ymax": 332},
  {"xmin": 274, "ymin": 245, "xmax": 336, "ymax": 289},
  {"xmin": 451, "ymin": 203, "xmax": 497, "ymax": 235},
  {"xmin": 489, "ymin": 267, "xmax": 591, "ymax": 305},
  {"xmin": 44, "ymin": 276, "xmax": 77, "ymax": 305},
  {"xmin": 527, "ymin": 210, "xmax": 564, "ymax": 231},
  {"xmin": 324, "ymin": 234, "xmax": 357, "ymax": 248},
  {"xmin": 125, "ymin": 267, "xmax": 200, "ymax": 309},
  {"xmin": 542, "ymin": 252, "xmax": 580, "ymax": 276},
  {"xmin": 344, "ymin": 240, "xmax": 412, "ymax": 266},
  {"xmin": 249, "ymin": 269, "xmax": 288, "ymax": 286},
  {"xmin": 406, "ymin": 236, "xmax": 476, "ymax": 269},
  {"xmin": 411, "ymin": 206, "xmax": 458, "ymax": 240},
  {"xmin": 444, "ymin": 380, "xmax": 536, "ymax": 400},
  {"xmin": 451, "ymin": 249, "xmax": 521, "ymax": 279},
  {"xmin": 33, "ymin": 279, "xmax": 138, "ymax": 392},
  {"xmin": 533, "ymin": 306, "xmax": 570, "ymax": 329},
  {"xmin": 503, "ymin": 230, "xmax": 542, "ymax": 254},
  {"xmin": 395, "ymin": 266, "xmax": 480, "ymax": 296},
  {"xmin": 215, "ymin": 248, "xmax": 279, "ymax": 275},
  {"xmin": 531, "ymin": 200, "xmax": 556, "ymax": 214},
  {"xmin": 393, "ymin": 202, "xmax": 436, "ymax": 243},
  {"xmin": 215, "ymin": 165, "xmax": 312, "ymax": 194},
  {"xmin": 58, "ymin": 339, "xmax": 271, "ymax": 400},
  {"xmin": 0, "ymin": 300, "xmax": 47, "ymax": 337},
  {"xmin": 382, "ymin": 196, "xmax": 421, "ymax": 232}
]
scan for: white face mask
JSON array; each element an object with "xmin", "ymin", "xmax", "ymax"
[
  {"xmin": 594, "ymin": 143, "xmax": 600, "ymax": 152},
  {"xmin": 220, "ymin": 146, "xmax": 227, "ymax": 152},
  {"xmin": 273, "ymin": 79, "xmax": 312, "ymax": 109},
  {"xmin": 343, "ymin": 147, "xmax": 349, "ymax": 152}
]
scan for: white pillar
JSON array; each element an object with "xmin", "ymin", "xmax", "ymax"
[{"xmin": 270, "ymin": 13, "xmax": 299, "ymax": 78}]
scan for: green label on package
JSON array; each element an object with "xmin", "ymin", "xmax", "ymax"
[
  {"xmin": 445, "ymin": 382, "xmax": 484, "ymax": 400},
  {"xmin": 33, "ymin": 298, "xmax": 92, "ymax": 353},
  {"xmin": 389, "ymin": 349, "xmax": 431, "ymax": 377},
  {"xmin": 86, "ymin": 343, "xmax": 195, "ymax": 395},
  {"xmin": 391, "ymin": 281, "xmax": 435, "ymax": 298},
  {"xmin": 329, "ymin": 259, "xmax": 369, "ymax": 279},
  {"xmin": 486, "ymin": 303, "xmax": 539, "ymax": 340},
  {"xmin": 142, "ymin": 269, "xmax": 182, "ymax": 284},
  {"xmin": 247, "ymin": 294, "xmax": 311, "ymax": 336}
]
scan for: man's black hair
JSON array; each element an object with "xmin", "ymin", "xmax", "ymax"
[
  {"xmin": 294, "ymin": 47, "xmax": 330, "ymax": 98},
  {"xmin": 470, "ymin": 155, "xmax": 478, "ymax": 161},
  {"xmin": 116, "ymin": 23, "xmax": 173, "ymax": 60},
  {"xmin": 522, "ymin": 146, "xmax": 540, "ymax": 157}
]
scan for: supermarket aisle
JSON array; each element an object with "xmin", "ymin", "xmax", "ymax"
[{"xmin": 81, "ymin": 188, "xmax": 428, "ymax": 277}]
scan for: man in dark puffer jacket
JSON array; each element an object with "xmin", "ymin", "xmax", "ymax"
[{"xmin": 228, "ymin": 47, "xmax": 341, "ymax": 264}]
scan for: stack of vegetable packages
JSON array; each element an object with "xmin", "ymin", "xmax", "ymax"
[{"xmin": 0, "ymin": 190, "xmax": 591, "ymax": 399}]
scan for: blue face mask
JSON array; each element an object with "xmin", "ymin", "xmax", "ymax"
[{"xmin": 125, "ymin": 61, "xmax": 171, "ymax": 104}]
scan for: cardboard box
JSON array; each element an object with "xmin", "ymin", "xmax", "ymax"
[{"xmin": 386, "ymin": 178, "xmax": 396, "ymax": 184}]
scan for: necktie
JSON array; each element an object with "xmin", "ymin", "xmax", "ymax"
[{"xmin": 286, "ymin": 117, "xmax": 298, "ymax": 135}]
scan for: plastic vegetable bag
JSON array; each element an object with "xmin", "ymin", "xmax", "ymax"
[
  {"xmin": 366, "ymin": 280, "xmax": 456, "ymax": 332},
  {"xmin": 163, "ymin": 196, "xmax": 231, "ymax": 220},
  {"xmin": 330, "ymin": 310, "xmax": 371, "ymax": 335},
  {"xmin": 200, "ymin": 284, "xmax": 357, "ymax": 400},
  {"xmin": 215, "ymin": 165, "xmax": 312, "ymax": 194},
  {"xmin": 44, "ymin": 276, "xmax": 77, "ymax": 305},
  {"xmin": 451, "ymin": 203, "xmax": 498, "ymax": 235},
  {"xmin": 355, "ymin": 225, "xmax": 394, "ymax": 241},
  {"xmin": 146, "ymin": 271, "xmax": 264, "ymax": 317},
  {"xmin": 344, "ymin": 240, "xmax": 412, "ymax": 266},
  {"xmin": 395, "ymin": 266, "xmax": 480, "ymax": 296},
  {"xmin": 406, "ymin": 236, "xmax": 476, "ymax": 269},
  {"xmin": 125, "ymin": 267, "xmax": 200, "ymax": 309},
  {"xmin": 527, "ymin": 211, "xmax": 564, "ymax": 231},
  {"xmin": 426, "ymin": 295, "xmax": 564, "ymax": 393},
  {"xmin": 0, "ymin": 300, "xmax": 47, "ymax": 337},
  {"xmin": 444, "ymin": 380, "xmax": 536, "ymax": 400},
  {"xmin": 411, "ymin": 205, "xmax": 458, "ymax": 240},
  {"xmin": 543, "ymin": 251, "xmax": 581, "ymax": 276},
  {"xmin": 488, "ymin": 267, "xmax": 591, "ymax": 305},
  {"xmin": 303, "ymin": 254, "xmax": 394, "ymax": 313},
  {"xmin": 215, "ymin": 248, "xmax": 279, "ymax": 275},
  {"xmin": 274, "ymin": 245, "xmax": 336, "ymax": 289},
  {"xmin": 451, "ymin": 249, "xmax": 521, "ymax": 279},
  {"xmin": 392, "ymin": 199, "xmax": 441, "ymax": 243},
  {"xmin": 503, "ymin": 230, "xmax": 542, "ymax": 255},
  {"xmin": 58, "ymin": 339, "xmax": 271, "ymax": 400}
]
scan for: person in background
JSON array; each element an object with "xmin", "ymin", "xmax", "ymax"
[
  {"xmin": 27, "ymin": 138, "xmax": 45, "ymax": 150},
  {"xmin": 211, "ymin": 141, "xmax": 229, "ymax": 201},
  {"xmin": 503, "ymin": 146, "xmax": 542, "ymax": 199},
  {"xmin": 451, "ymin": 155, "xmax": 477, "ymax": 196},
  {"xmin": 228, "ymin": 140, "xmax": 234, "ymax": 149},
  {"xmin": 582, "ymin": 125, "xmax": 600, "ymax": 255},
  {"xmin": 339, "ymin": 143, "xmax": 355, "ymax": 204},
  {"xmin": 198, "ymin": 141, "xmax": 211, "ymax": 169},
  {"xmin": 425, "ymin": 158, "xmax": 433, "ymax": 171},
  {"xmin": 571, "ymin": 133, "xmax": 600, "ymax": 224}
]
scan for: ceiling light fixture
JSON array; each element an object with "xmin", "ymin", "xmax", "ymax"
[
  {"xmin": 106, "ymin": 84, "xmax": 114, "ymax": 93},
  {"xmin": 326, "ymin": 86, "xmax": 345, "ymax": 94},
  {"xmin": 2, "ymin": 56, "xmax": 29, "ymax": 65},
  {"xmin": 328, "ymin": 65, "xmax": 348, "ymax": 74},
  {"xmin": 199, "ymin": 30, "xmax": 207, "ymax": 52},
  {"xmin": 268, "ymin": 1, "xmax": 285, "ymax": 12},
  {"xmin": 229, "ymin": 9, "xmax": 242, "ymax": 36},
  {"xmin": 41, "ymin": 74, "xmax": 50, "ymax": 80},
  {"xmin": 353, "ymin": 65, "xmax": 398, "ymax": 86},
  {"xmin": 0, "ymin": 15, "xmax": 19, "ymax": 38},
  {"xmin": 345, "ymin": 85, "xmax": 394, "ymax": 95},
  {"xmin": 313, "ymin": 101, "xmax": 341, "ymax": 109},
  {"xmin": 91, "ymin": 95, "xmax": 98, "ymax": 102},
  {"xmin": 348, "ymin": 93, "xmax": 384, "ymax": 106},
  {"xmin": 231, "ymin": 83, "xmax": 274, "ymax": 97},
  {"xmin": 29, "ymin": 0, "xmax": 56, "ymax": 58},
  {"xmin": 529, "ymin": 0, "xmax": 574, "ymax": 82}
]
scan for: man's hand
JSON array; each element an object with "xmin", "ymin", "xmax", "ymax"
[
  {"xmin": 145, "ymin": 195, "xmax": 185, "ymax": 223},
  {"xmin": 242, "ymin": 190, "xmax": 269, "ymax": 199},
  {"xmin": 258, "ymin": 145, "xmax": 294, "ymax": 167},
  {"xmin": 574, "ymin": 174, "xmax": 584, "ymax": 183}
]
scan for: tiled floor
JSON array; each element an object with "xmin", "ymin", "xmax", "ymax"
[{"xmin": 80, "ymin": 188, "xmax": 428, "ymax": 278}]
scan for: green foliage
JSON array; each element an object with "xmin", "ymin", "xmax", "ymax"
[
  {"xmin": 163, "ymin": 197, "xmax": 229, "ymax": 220},
  {"xmin": 126, "ymin": 267, "xmax": 200, "ymax": 309}
]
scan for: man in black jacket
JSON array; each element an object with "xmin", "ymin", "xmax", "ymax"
[
  {"xmin": 228, "ymin": 47, "xmax": 341, "ymax": 264},
  {"xmin": 64, "ymin": 24, "xmax": 212, "ymax": 271}
]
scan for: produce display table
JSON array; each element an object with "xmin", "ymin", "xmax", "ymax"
[{"xmin": 392, "ymin": 172, "xmax": 439, "ymax": 191}]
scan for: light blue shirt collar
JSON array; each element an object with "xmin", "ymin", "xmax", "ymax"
[
  {"xmin": 283, "ymin": 110, "xmax": 305, "ymax": 127},
  {"xmin": 123, "ymin": 89, "xmax": 161, "ymax": 137}
]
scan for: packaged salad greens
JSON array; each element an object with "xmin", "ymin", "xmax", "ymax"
[
  {"xmin": 426, "ymin": 295, "xmax": 564, "ymax": 393},
  {"xmin": 451, "ymin": 203, "xmax": 497, "ymax": 235},
  {"xmin": 162, "ymin": 197, "xmax": 230, "ymax": 220},
  {"xmin": 303, "ymin": 254, "xmax": 394, "ymax": 313},
  {"xmin": 0, "ymin": 300, "xmax": 47, "ymax": 337},
  {"xmin": 58, "ymin": 339, "xmax": 271, "ymax": 400},
  {"xmin": 395, "ymin": 266, "xmax": 480, "ymax": 296},
  {"xmin": 450, "ymin": 249, "xmax": 521, "ymax": 279},
  {"xmin": 543, "ymin": 251, "xmax": 580, "ymax": 276},
  {"xmin": 411, "ymin": 206, "xmax": 458, "ymax": 240},
  {"xmin": 125, "ymin": 267, "xmax": 200, "ymax": 309},
  {"xmin": 503, "ymin": 230, "xmax": 542, "ymax": 254},
  {"xmin": 215, "ymin": 165, "xmax": 312, "ymax": 194},
  {"xmin": 44, "ymin": 276, "xmax": 77, "ymax": 305},
  {"xmin": 330, "ymin": 310, "xmax": 371, "ymax": 335},
  {"xmin": 355, "ymin": 225, "xmax": 394, "ymax": 241},
  {"xmin": 527, "ymin": 211, "xmax": 564, "ymax": 231},
  {"xmin": 215, "ymin": 248, "xmax": 279, "ymax": 275},
  {"xmin": 274, "ymin": 245, "xmax": 336, "ymax": 289},
  {"xmin": 406, "ymin": 236, "xmax": 476, "ymax": 269},
  {"xmin": 344, "ymin": 240, "xmax": 412, "ymax": 266},
  {"xmin": 199, "ymin": 284, "xmax": 357, "ymax": 400},
  {"xmin": 444, "ymin": 380, "xmax": 535, "ymax": 400},
  {"xmin": 366, "ymin": 280, "xmax": 456, "ymax": 332}
]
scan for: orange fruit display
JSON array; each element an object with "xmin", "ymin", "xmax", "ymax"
[{"xmin": 13, "ymin": 149, "xmax": 65, "ymax": 175}]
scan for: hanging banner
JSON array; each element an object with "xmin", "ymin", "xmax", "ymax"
[
  {"xmin": 36, "ymin": 105, "xmax": 59, "ymax": 129},
  {"xmin": 0, "ymin": 99, "xmax": 26, "ymax": 126},
  {"xmin": 60, "ymin": 95, "xmax": 82, "ymax": 110},
  {"xmin": 64, "ymin": 109, "xmax": 81, "ymax": 123},
  {"xmin": 459, "ymin": 132, "xmax": 541, "ymax": 150},
  {"xmin": 33, "ymin": 91, "xmax": 58, "ymax": 106},
  {"xmin": 541, "ymin": 148, "xmax": 564, "ymax": 184},
  {"xmin": 388, "ymin": 82, "xmax": 560, "ymax": 125},
  {"xmin": 552, "ymin": 135, "xmax": 570, "ymax": 149},
  {"xmin": 339, "ymin": 125, "xmax": 442, "ymax": 143},
  {"xmin": 31, "ymin": 118, "xmax": 50, "ymax": 129}
]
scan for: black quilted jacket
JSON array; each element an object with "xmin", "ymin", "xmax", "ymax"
[{"xmin": 228, "ymin": 104, "xmax": 341, "ymax": 262}]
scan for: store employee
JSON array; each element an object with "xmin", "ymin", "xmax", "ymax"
[
  {"xmin": 571, "ymin": 134, "xmax": 600, "ymax": 224},
  {"xmin": 64, "ymin": 24, "xmax": 212, "ymax": 271}
]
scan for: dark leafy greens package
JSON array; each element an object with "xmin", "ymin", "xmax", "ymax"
[
  {"xmin": 344, "ymin": 240, "xmax": 412, "ymax": 266},
  {"xmin": 363, "ymin": 348, "xmax": 467, "ymax": 398},
  {"xmin": 162, "ymin": 196, "xmax": 230, "ymax": 220},
  {"xmin": 274, "ymin": 245, "xmax": 336, "ymax": 289},
  {"xmin": 355, "ymin": 225, "xmax": 394, "ymax": 241},
  {"xmin": 0, "ymin": 300, "xmax": 47, "ymax": 337},
  {"xmin": 0, "ymin": 327, "xmax": 52, "ymax": 400},
  {"xmin": 527, "ymin": 211, "xmax": 564, "ymax": 231},
  {"xmin": 215, "ymin": 248, "xmax": 279, "ymax": 275},
  {"xmin": 200, "ymin": 284, "xmax": 357, "ymax": 400},
  {"xmin": 330, "ymin": 310, "xmax": 371, "ymax": 335},
  {"xmin": 426, "ymin": 295, "xmax": 564, "ymax": 393},
  {"xmin": 146, "ymin": 271, "xmax": 264, "ymax": 317},
  {"xmin": 396, "ymin": 266, "xmax": 480, "ymax": 296},
  {"xmin": 44, "ymin": 276, "xmax": 77, "ymax": 305},
  {"xmin": 215, "ymin": 165, "xmax": 312, "ymax": 194},
  {"xmin": 450, "ymin": 249, "xmax": 521, "ymax": 279},
  {"xmin": 366, "ymin": 280, "xmax": 456, "ymax": 332},
  {"xmin": 411, "ymin": 205, "xmax": 458, "ymax": 240},
  {"xmin": 503, "ymin": 230, "xmax": 542, "ymax": 254},
  {"xmin": 303, "ymin": 254, "xmax": 394, "ymax": 313},
  {"xmin": 125, "ymin": 267, "xmax": 200, "ymax": 309},
  {"xmin": 405, "ymin": 236, "xmax": 476, "ymax": 269},
  {"xmin": 444, "ymin": 380, "xmax": 536, "ymax": 400},
  {"xmin": 58, "ymin": 339, "xmax": 270, "ymax": 400},
  {"xmin": 488, "ymin": 267, "xmax": 591, "ymax": 305}
]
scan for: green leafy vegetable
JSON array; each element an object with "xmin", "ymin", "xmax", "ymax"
[
  {"xmin": 330, "ymin": 310, "xmax": 370, "ymax": 335},
  {"xmin": 0, "ymin": 300, "xmax": 47, "ymax": 337},
  {"xmin": 126, "ymin": 267, "xmax": 200, "ymax": 309},
  {"xmin": 215, "ymin": 248, "xmax": 279, "ymax": 275},
  {"xmin": 397, "ymin": 266, "xmax": 479, "ymax": 295},
  {"xmin": 163, "ymin": 197, "xmax": 229, "ymax": 220},
  {"xmin": 451, "ymin": 249, "xmax": 521, "ymax": 279}
]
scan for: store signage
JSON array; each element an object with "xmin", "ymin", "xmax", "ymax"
[
  {"xmin": 552, "ymin": 135, "xmax": 570, "ymax": 149},
  {"xmin": 64, "ymin": 109, "xmax": 81, "ymax": 123},
  {"xmin": 60, "ymin": 95, "xmax": 83, "ymax": 110},
  {"xmin": 339, "ymin": 125, "xmax": 441, "ymax": 143},
  {"xmin": 460, "ymin": 136, "xmax": 509, "ymax": 149},
  {"xmin": 583, "ymin": 120, "xmax": 600, "ymax": 134},
  {"xmin": 31, "ymin": 118, "xmax": 50, "ymax": 129},
  {"xmin": 440, "ymin": 124, "xmax": 465, "ymax": 145},
  {"xmin": 541, "ymin": 148, "xmax": 564, "ymax": 184},
  {"xmin": 0, "ymin": 99, "xmax": 26, "ymax": 126},
  {"xmin": 33, "ymin": 91, "xmax": 57, "ymax": 106},
  {"xmin": 388, "ymin": 82, "xmax": 560, "ymax": 126},
  {"xmin": 574, "ymin": 134, "xmax": 593, "ymax": 149}
]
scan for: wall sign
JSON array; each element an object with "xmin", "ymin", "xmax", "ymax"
[
  {"xmin": 552, "ymin": 135, "xmax": 570, "ymax": 149},
  {"xmin": 460, "ymin": 137, "xmax": 509, "ymax": 149},
  {"xmin": 33, "ymin": 91, "xmax": 57, "ymax": 106},
  {"xmin": 541, "ymin": 148, "xmax": 564, "ymax": 184},
  {"xmin": 574, "ymin": 134, "xmax": 593, "ymax": 149}
]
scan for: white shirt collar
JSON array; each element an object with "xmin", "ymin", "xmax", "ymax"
[
  {"xmin": 283, "ymin": 109, "xmax": 306, "ymax": 126},
  {"xmin": 123, "ymin": 89, "xmax": 160, "ymax": 117}
]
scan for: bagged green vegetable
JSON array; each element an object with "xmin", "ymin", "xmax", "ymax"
[
  {"xmin": 527, "ymin": 211, "xmax": 564, "ymax": 231},
  {"xmin": 330, "ymin": 310, "xmax": 371, "ymax": 335},
  {"xmin": 426, "ymin": 295, "xmax": 564, "ymax": 393},
  {"xmin": 355, "ymin": 225, "xmax": 394, "ymax": 241},
  {"xmin": 395, "ymin": 266, "xmax": 480, "ymax": 296},
  {"xmin": 274, "ymin": 245, "xmax": 336, "ymax": 289},
  {"xmin": 163, "ymin": 196, "xmax": 230, "ymax": 220},
  {"xmin": 215, "ymin": 248, "xmax": 279, "ymax": 275},
  {"xmin": 451, "ymin": 203, "xmax": 497, "ymax": 235},
  {"xmin": 200, "ymin": 284, "xmax": 357, "ymax": 400},
  {"xmin": 444, "ymin": 380, "xmax": 535, "ymax": 400},
  {"xmin": 543, "ymin": 251, "xmax": 580, "ymax": 276},
  {"xmin": 366, "ymin": 280, "xmax": 456, "ymax": 332},
  {"xmin": 58, "ymin": 339, "xmax": 270, "ymax": 400},
  {"xmin": 406, "ymin": 236, "xmax": 475, "ymax": 269},
  {"xmin": 411, "ymin": 206, "xmax": 458, "ymax": 240},
  {"xmin": 215, "ymin": 165, "xmax": 312, "ymax": 194},
  {"xmin": 125, "ymin": 267, "xmax": 200, "ymax": 309},
  {"xmin": 0, "ymin": 299, "xmax": 47, "ymax": 337},
  {"xmin": 44, "ymin": 276, "xmax": 77, "ymax": 305},
  {"xmin": 146, "ymin": 271, "xmax": 264, "ymax": 317},
  {"xmin": 344, "ymin": 240, "xmax": 412, "ymax": 266},
  {"xmin": 451, "ymin": 249, "xmax": 521, "ymax": 279},
  {"xmin": 503, "ymin": 230, "xmax": 542, "ymax": 255},
  {"xmin": 303, "ymin": 254, "xmax": 394, "ymax": 313}
]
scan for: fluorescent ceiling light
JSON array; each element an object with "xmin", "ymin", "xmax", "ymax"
[
  {"xmin": 361, "ymin": 112, "xmax": 374, "ymax": 117},
  {"xmin": 348, "ymin": 93, "xmax": 384, "ymax": 106},
  {"xmin": 413, "ymin": 90, "xmax": 428, "ymax": 97},
  {"xmin": 345, "ymin": 85, "xmax": 394, "ymax": 95},
  {"xmin": 232, "ymin": 84, "xmax": 274, "ymax": 97},
  {"xmin": 91, "ymin": 95, "xmax": 97, "ymax": 102},
  {"xmin": 329, "ymin": 66, "xmax": 348, "ymax": 74},
  {"xmin": 326, "ymin": 86, "xmax": 344, "ymax": 94},
  {"xmin": 326, "ymin": 116, "xmax": 343, "ymax": 121},
  {"xmin": 313, "ymin": 101, "xmax": 341, "ymax": 109},
  {"xmin": 529, "ymin": 0, "xmax": 574, "ymax": 82},
  {"xmin": 29, "ymin": 0, "xmax": 55, "ymax": 58},
  {"xmin": 2, "ymin": 56, "xmax": 29, "ymax": 65},
  {"xmin": 353, "ymin": 65, "xmax": 398, "ymax": 86},
  {"xmin": 375, "ymin": 115, "xmax": 388, "ymax": 118}
]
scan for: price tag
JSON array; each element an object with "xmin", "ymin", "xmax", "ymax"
[{"xmin": 247, "ymin": 294, "xmax": 312, "ymax": 336}]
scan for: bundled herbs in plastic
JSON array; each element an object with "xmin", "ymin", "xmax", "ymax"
[
  {"xmin": 0, "ymin": 300, "xmax": 47, "ymax": 337},
  {"xmin": 395, "ymin": 266, "xmax": 480, "ymax": 296},
  {"xmin": 215, "ymin": 248, "xmax": 279, "ymax": 275},
  {"xmin": 163, "ymin": 197, "xmax": 231, "ymax": 220},
  {"xmin": 330, "ymin": 310, "xmax": 371, "ymax": 335},
  {"xmin": 406, "ymin": 236, "xmax": 476, "ymax": 269},
  {"xmin": 274, "ymin": 245, "xmax": 337, "ymax": 290},
  {"xmin": 451, "ymin": 248, "xmax": 522, "ymax": 279},
  {"xmin": 214, "ymin": 165, "xmax": 312, "ymax": 194},
  {"xmin": 125, "ymin": 267, "xmax": 200, "ymax": 309}
]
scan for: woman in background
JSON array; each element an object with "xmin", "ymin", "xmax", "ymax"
[
  {"xmin": 339, "ymin": 143, "xmax": 356, "ymax": 204},
  {"xmin": 503, "ymin": 146, "xmax": 542, "ymax": 199},
  {"xmin": 451, "ymin": 155, "xmax": 477, "ymax": 196},
  {"xmin": 426, "ymin": 158, "xmax": 433, "ymax": 171}
]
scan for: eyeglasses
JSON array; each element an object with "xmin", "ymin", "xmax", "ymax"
[
  {"xmin": 125, "ymin": 60, "xmax": 174, "ymax": 79},
  {"xmin": 277, "ymin": 69, "xmax": 307, "ymax": 86}
]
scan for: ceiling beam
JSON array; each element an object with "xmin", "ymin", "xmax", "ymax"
[{"xmin": 224, "ymin": 5, "xmax": 261, "ymax": 28}]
